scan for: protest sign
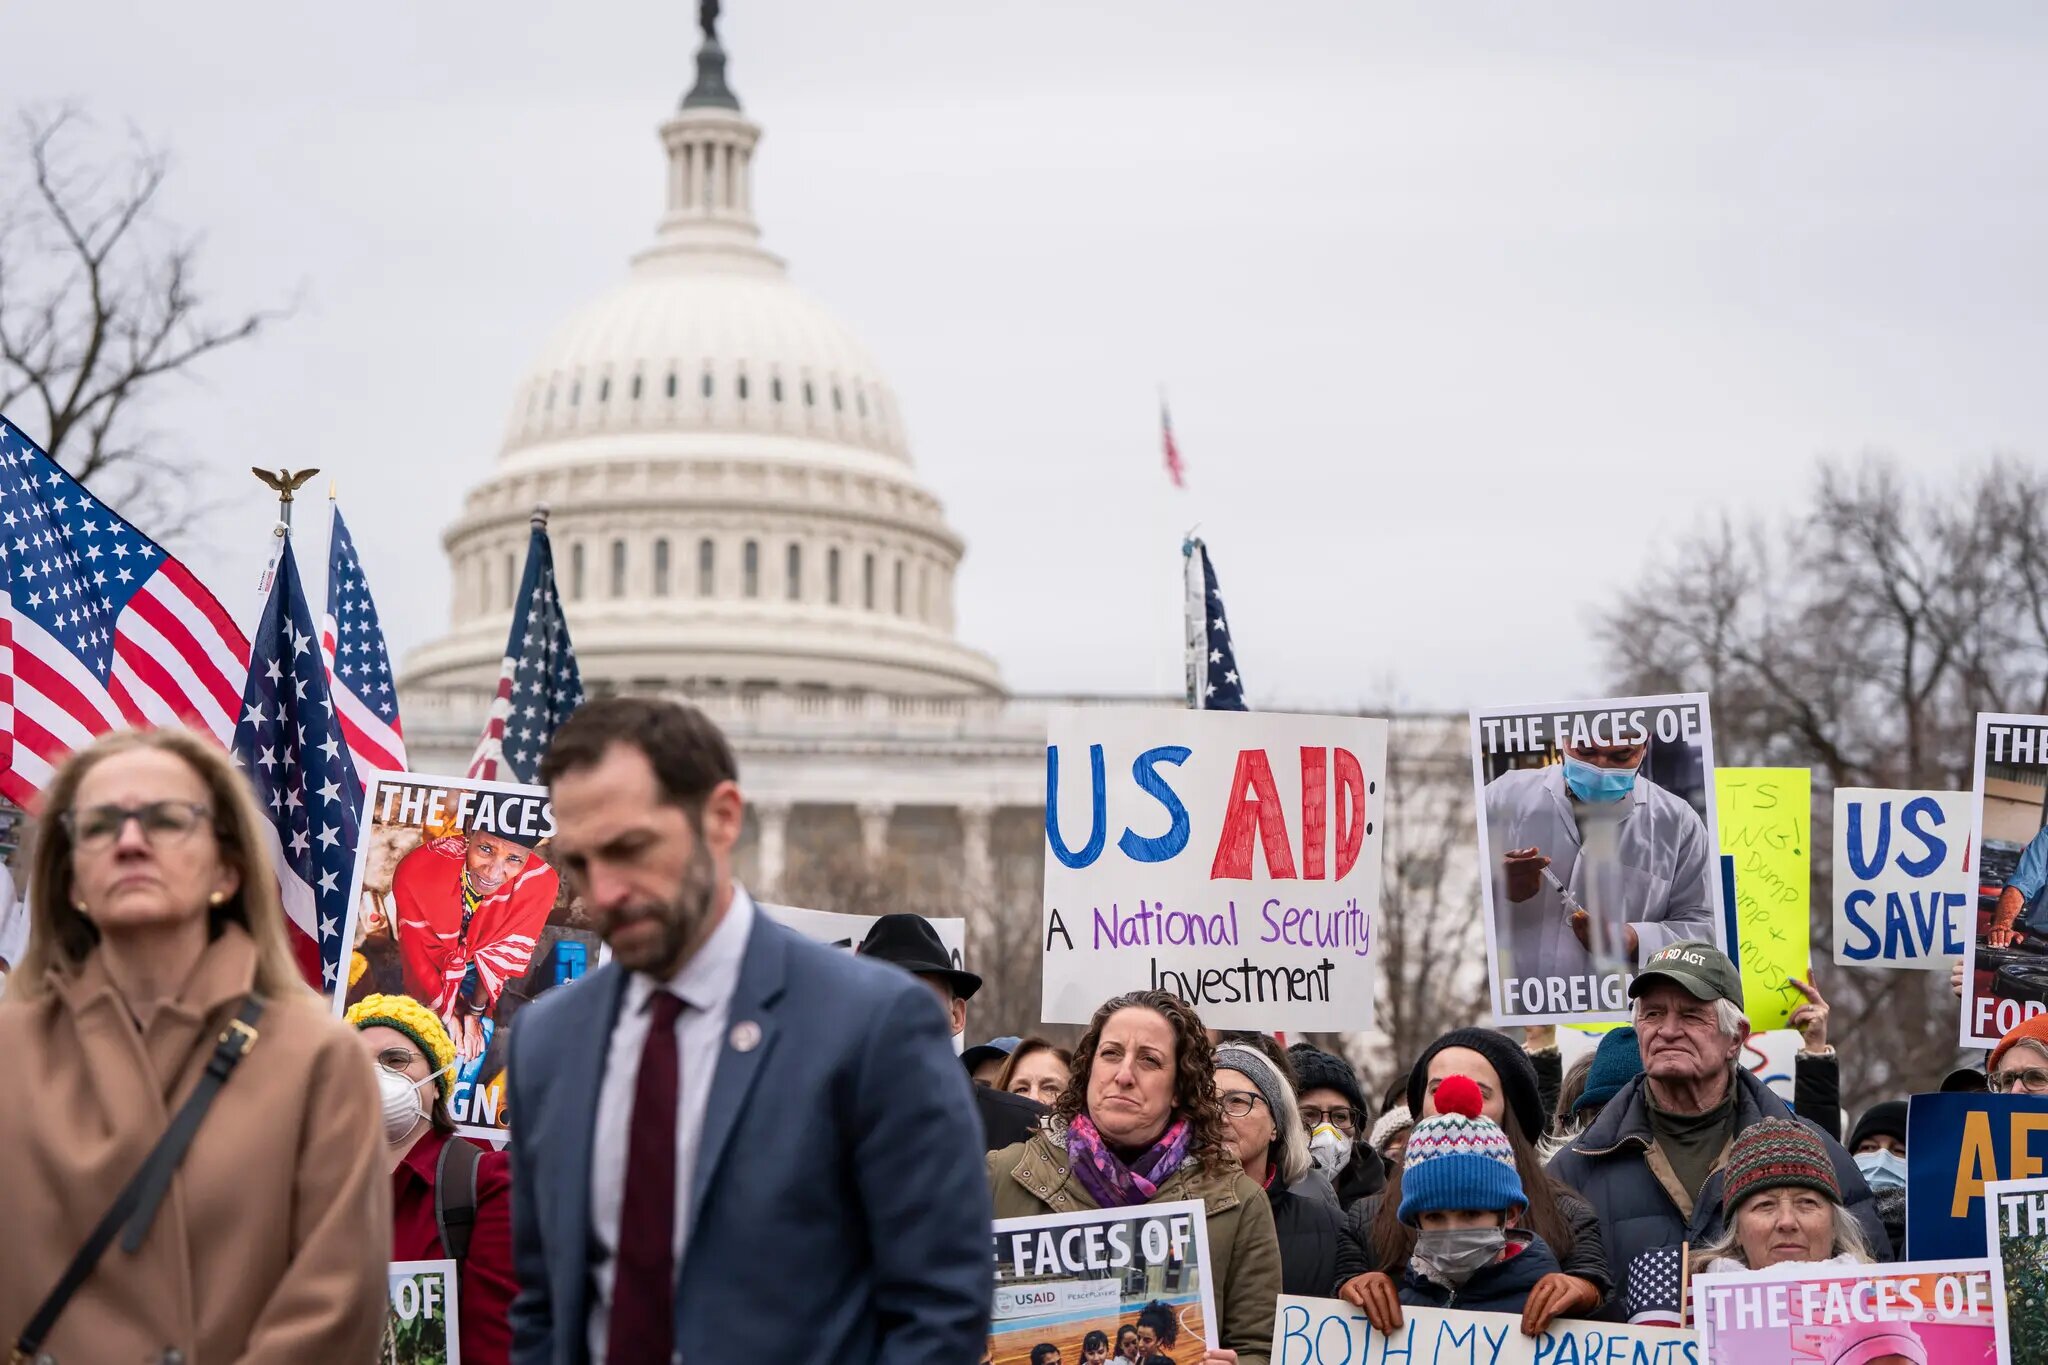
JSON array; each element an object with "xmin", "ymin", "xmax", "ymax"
[
  {"xmin": 1833, "ymin": 788, "xmax": 1973, "ymax": 971},
  {"xmin": 1984, "ymin": 1175, "xmax": 2048, "ymax": 1365},
  {"xmin": 1040, "ymin": 706, "xmax": 1387, "ymax": 1030},
  {"xmin": 1471, "ymin": 694, "xmax": 1725, "ymax": 1026},
  {"xmin": 1270, "ymin": 1296, "xmax": 1699, "ymax": 1364},
  {"xmin": 1905, "ymin": 1091, "xmax": 2048, "ymax": 1260},
  {"xmin": 1714, "ymin": 768, "xmax": 1810, "ymax": 1031},
  {"xmin": 1692, "ymin": 1259, "xmax": 1996, "ymax": 1365},
  {"xmin": 765, "ymin": 903, "xmax": 968, "ymax": 1052},
  {"xmin": 1964, "ymin": 713, "xmax": 2048, "ymax": 1047},
  {"xmin": 339, "ymin": 770, "xmax": 597, "ymax": 1138},
  {"xmin": 989, "ymin": 1200, "xmax": 1217, "ymax": 1364},
  {"xmin": 386, "ymin": 1259, "xmax": 460, "ymax": 1365}
]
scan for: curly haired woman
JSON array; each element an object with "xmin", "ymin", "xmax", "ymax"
[{"xmin": 987, "ymin": 990, "xmax": 1281, "ymax": 1365}]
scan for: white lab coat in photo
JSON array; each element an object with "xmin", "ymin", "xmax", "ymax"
[{"xmin": 1483, "ymin": 763, "xmax": 1715, "ymax": 990}]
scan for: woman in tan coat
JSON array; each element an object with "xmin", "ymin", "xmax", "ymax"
[
  {"xmin": 988, "ymin": 990, "xmax": 1282, "ymax": 1365},
  {"xmin": 0, "ymin": 729, "xmax": 390, "ymax": 1364}
]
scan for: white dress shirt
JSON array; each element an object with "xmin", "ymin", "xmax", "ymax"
[{"xmin": 587, "ymin": 886, "xmax": 756, "ymax": 1363}]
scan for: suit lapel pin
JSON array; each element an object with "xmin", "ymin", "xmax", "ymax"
[{"xmin": 729, "ymin": 1019, "xmax": 762, "ymax": 1053}]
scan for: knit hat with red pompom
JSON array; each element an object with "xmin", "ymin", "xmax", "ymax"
[{"xmin": 1395, "ymin": 1075, "xmax": 1527, "ymax": 1225}]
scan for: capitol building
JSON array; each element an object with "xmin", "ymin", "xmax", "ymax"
[
  {"xmin": 398, "ymin": 24, "xmax": 1061, "ymax": 919},
  {"xmin": 396, "ymin": 22, "xmax": 1468, "ymax": 1037}
]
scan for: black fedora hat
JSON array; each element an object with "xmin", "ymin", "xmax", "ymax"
[{"xmin": 857, "ymin": 913, "xmax": 981, "ymax": 999}]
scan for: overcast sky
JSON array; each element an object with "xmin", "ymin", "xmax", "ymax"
[{"xmin": 7, "ymin": 1, "xmax": 2046, "ymax": 713}]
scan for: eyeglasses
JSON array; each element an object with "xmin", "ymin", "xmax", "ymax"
[
  {"xmin": 61, "ymin": 801, "xmax": 215, "ymax": 852},
  {"xmin": 1218, "ymin": 1091, "xmax": 1266, "ymax": 1119},
  {"xmin": 376, "ymin": 1047, "xmax": 425, "ymax": 1072},
  {"xmin": 1301, "ymin": 1105, "xmax": 1360, "ymax": 1134},
  {"xmin": 1990, "ymin": 1066, "xmax": 2048, "ymax": 1094}
]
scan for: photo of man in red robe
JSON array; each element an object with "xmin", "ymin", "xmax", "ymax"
[{"xmin": 393, "ymin": 821, "xmax": 560, "ymax": 1061}]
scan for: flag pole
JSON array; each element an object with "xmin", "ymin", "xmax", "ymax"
[
  {"xmin": 252, "ymin": 466, "xmax": 320, "ymax": 532},
  {"xmin": 252, "ymin": 467, "xmax": 318, "ymax": 595}
]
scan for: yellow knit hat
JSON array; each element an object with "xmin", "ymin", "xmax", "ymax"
[{"xmin": 345, "ymin": 993, "xmax": 458, "ymax": 1103}]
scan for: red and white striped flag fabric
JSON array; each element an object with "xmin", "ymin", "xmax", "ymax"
[
  {"xmin": 0, "ymin": 418, "xmax": 250, "ymax": 807},
  {"xmin": 320, "ymin": 501, "xmax": 407, "ymax": 780}
]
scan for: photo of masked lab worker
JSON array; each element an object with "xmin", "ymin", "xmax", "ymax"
[{"xmin": 1470, "ymin": 694, "xmax": 1725, "ymax": 1025}]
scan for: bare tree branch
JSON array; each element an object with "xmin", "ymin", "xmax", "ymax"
[
  {"xmin": 1599, "ymin": 453, "xmax": 2048, "ymax": 1110},
  {"xmin": 0, "ymin": 104, "xmax": 285, "ymax": 539}
]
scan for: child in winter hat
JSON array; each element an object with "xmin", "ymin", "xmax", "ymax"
[{"xmin": 1392, "ymin": 1075, "xmax": 1564, "ymax": 1314}]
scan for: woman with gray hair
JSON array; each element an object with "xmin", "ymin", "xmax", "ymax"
[
  {"xmin": 1215, "ymin": 1042, "xmax": 1343, "ymax": 1299},
  {"xmin": 1688, "ymin": 1118, "xmax": 1871, "ymax": 1275}
]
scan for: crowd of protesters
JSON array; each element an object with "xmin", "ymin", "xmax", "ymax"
[{"xmin": 0, "ymin": 695, "xmax": 2024, "ymax": 1364}]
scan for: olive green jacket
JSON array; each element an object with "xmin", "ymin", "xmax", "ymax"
[{"xmin": 988, "ymin": 1129, "xmax": 1282, "ymax": 1365}]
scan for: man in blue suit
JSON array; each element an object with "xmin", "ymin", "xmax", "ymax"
[{"xmin": 506, "ymin": 696, "xmax": 992, "ymax": 1365}]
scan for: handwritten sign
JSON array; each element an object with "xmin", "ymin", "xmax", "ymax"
[
  {"xmin": 1041, "ymin": 707, "xmax": 1387, "ymax": 1030},
  {"xmin": 1692, "ymin": 1258, "xmax": 1996, "ymax": 1364},
  {"xmin": 1714, "ymin": 768, "xmax": 1811, "ymax": 1032},
  {"xmin": 1832, "ymin": 788, "xmax": 1973, "ymax": 970},
  {"xmin": 1906, "ymin": 1092, "xmax": 2048, "ymax": 1260},
  {"xmin": 1272, "ymin": 1296, "xmax": 1698, "ymax": 1364}
]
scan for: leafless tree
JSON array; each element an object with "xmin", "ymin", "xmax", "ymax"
[
  {"xmin": 0, "ymin": 105, "xmax": 281, "ymax": 536},
  {"xmin": 1598, "ymin": 453, "xmax": 2048, "ymax": 1110}
]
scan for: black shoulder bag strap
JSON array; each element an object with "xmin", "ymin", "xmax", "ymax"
[
  {"xmin": 10, "ymin": 995, "xmax": 265, "ymax": 1365},
  {"xmin": 434, "ymin": 1133, "xmax": 481, "ymax": 1263}
]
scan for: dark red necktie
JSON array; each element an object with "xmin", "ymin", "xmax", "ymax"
[{"xmin": 610, "ymin": 989, "xmax": 683, "ymax": 1365}]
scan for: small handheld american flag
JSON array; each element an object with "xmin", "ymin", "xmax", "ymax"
[
  {"xmin": 0, "ymin": 417, "xmax": 250, "ymax": 806},
  {"xmin": 1624, "ymin": 1243, "xmax": 1687, "ymax": 1327},
  {"xmin": 230, "ymin": 531, "xmax": 362, "ymax": 990},
  {"xmin": 1184, "ymin": 536, "xmax": 1246, "ymax": 711},
  {"xmin": 468, "ymin": 508, "xmax": 584, "ymax": 784},
  {"xmin": 320, "ymin": 501, "xmax": 407, "ymax": 779}
]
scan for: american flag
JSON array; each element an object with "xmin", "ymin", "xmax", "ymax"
[
  {"xmin": 1184, "ymin": 536, "xmax": 1246, "ymax": 711},
  {"xmin": 230, "ymin": 533, "xmax": 361, "ymax": 990},
  {"xmin": 319, "ymin": 502, "xmax": 407, "ymax": 778},
  {"xmin": 1161, "ymin": 400, "xmax": 1186, "ymax": 489},
  {"xmin": 0, "ymin": 418, "xmax": 250, "ymax": 806},
  {"xmin": 1625, "ymin": 1244, "xmax": 1687, "ymax": 1327},
  {"xmin": 468, "ymin": 514, "xmax": 583, "ymax": 784}
]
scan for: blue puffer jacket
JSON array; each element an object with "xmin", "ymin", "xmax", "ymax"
[
  {"xmin": 1546, "ymin": 1069, "xmax": 1891, "ymax": 1320},
  {"xmin": 1397, "ymin": 1232, "xmax": 1561, "ymax": 1313}
]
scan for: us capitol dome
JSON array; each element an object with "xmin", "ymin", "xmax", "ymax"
[{"xmin": 398, "ymin": 19, "xmax": 1057, "ymax": 919}]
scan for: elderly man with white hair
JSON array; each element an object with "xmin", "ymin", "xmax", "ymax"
[{"xmin": 1546, "ymin": 941, "xmax": 1890, "ymax": 1320}]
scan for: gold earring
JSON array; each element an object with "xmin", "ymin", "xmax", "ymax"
[{"xmin": 208, "ymin": 890, "xmax": 229, "ymax": 907}]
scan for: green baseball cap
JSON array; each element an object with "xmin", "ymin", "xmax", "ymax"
[{"xmin": 1627, "ymin": 940, "xmax": 1743, "ymax": 1008}]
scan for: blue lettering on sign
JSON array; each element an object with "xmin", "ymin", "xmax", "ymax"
[
  {"xmin": 1045, "ymin": 743, "xmax": 1107, "ymax": 868},
  {"xmin": 1897, "ymin": 795, "xmax": 1949, "ymax": 876},
  {"xmin": 1118, "ymin": 745, "xmax": 1193, "ymax": 862},
  {"xmin": 1840, "ymin": 794, "xmax": 1963, "ymax": 962}
]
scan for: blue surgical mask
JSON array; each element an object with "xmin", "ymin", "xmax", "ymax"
[
  {"xmin": 1563, "ymin": 754, "xmax": 1639, "ymax": 804},
  {"xmin": 1854, "ymin": 1148, "xmax": 1907, "ymax": 1192}
]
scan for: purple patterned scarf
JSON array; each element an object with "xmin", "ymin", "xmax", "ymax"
[{"xmin": 1065, "ymin": 1112, "xmax": 1194, "ymax": 1209}]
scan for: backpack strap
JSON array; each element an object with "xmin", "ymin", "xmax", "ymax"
[{"xmin": 434, "ymin": 1134, "xmax": 482, "ymax": 1263}]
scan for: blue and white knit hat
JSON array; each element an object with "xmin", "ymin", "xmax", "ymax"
[{"xmin": 1395, "ymin": 1074, "xmax": 1526, "ymax": 1225}]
